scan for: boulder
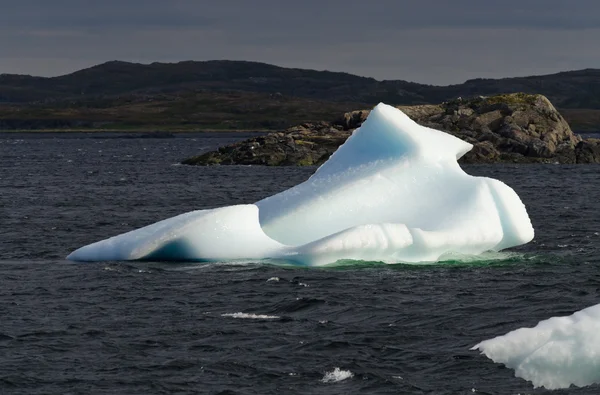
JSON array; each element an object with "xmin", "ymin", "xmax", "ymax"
[
  {"xmin": 575, "ymin": 138, "xmax": 600, "ymax": 163},
  {"xmin": 396, "ymin": 94, "xmax": 581, "ymax": 161}
]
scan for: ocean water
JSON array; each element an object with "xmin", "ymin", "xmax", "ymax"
[{"xmin": 1, "ymin": 132, "xmax": 599, "ymax": 394}]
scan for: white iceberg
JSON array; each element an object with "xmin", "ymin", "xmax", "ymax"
[
  {"xmin": 67, "ymin": 103, "xmax": 534, "ymax": 265},
  {"xmin": 472, "ymin": 303, "xmax": 600, "ymax": 390}
]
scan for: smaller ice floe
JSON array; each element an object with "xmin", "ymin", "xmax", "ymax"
[
  {"xmin": 321, "ymin": 367, "xmax": 354, "ymax": 383},
  {"xmin": 472, "ymin": 303, "xmax": 600, "ymax": 389},
  {"xmin": 221, "ymin": 312, "xmax": 280, "ymax": 319}
]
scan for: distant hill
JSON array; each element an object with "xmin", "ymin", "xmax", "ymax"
[
  {"xmin": 0, "ymin": 60, "xmax": 427, "ymax": 104},
  {"xmin": 1, "ymin": 60, "xmax": 599, "ymax": 131}
]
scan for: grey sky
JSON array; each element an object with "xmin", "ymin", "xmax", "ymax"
[{"xmin": 1, "ymin": 0, "xmax": 599, "ymax": 85}]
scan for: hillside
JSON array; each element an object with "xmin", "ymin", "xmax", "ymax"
[
  {"xmin": 1, "ymin": 61, "xmax": 599, "ymax": 131},
  {"xmin": 0, "ymin": 91, "xmax": 367, "ymax": 131}
]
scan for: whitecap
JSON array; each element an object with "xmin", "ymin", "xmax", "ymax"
[
  {"xmin": 321, "ymin": 367, "xmax": 354, "ymax": 383},
  {"xmin": 221, "ymin": 312, "xmax": 279, "ymax": 319}
]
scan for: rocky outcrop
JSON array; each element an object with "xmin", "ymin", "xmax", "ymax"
[
  {"xmin": 182, "ymin": 122, "xmax": 349, "ymax": 166},
  {"xmin": 182, "ymin": 93, "xmax": 600, "ymax": 166},
  {"xmin": 575, "ymin": 138, "xmax": 600, "ymax": 163}
]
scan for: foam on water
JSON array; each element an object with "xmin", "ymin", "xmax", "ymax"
[
  {"xmin": 321, "ymin": 367, "xmax": 354, "ymax": 383},
  {"xmin": 67, "ymin": 103, "xmax": 534, "ymax": 265},
  {"xmin": 472, "ymin": 303, "xmax": 600, "ymax": 389},
  {"xmin": 221, "ymin": 312, "xmax": 280, "ymax": 320}
]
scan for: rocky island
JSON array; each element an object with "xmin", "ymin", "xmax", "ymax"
[{"xmin": 182, "ymin": 93, "xmax": 600, "ymax": 165}]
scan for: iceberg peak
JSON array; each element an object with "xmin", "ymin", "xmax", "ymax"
[
  {"xmin": 367, "ymin": 103, "xmax": 473, "ymax": 160},
  {"xmin": 313, "ymin": 103, "xmax": 472, "ymax": 179}
]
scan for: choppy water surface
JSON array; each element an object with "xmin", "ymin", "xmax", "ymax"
[{"xmin": 1, "ymin": 132, "xmax": 599, "ymax": 394}]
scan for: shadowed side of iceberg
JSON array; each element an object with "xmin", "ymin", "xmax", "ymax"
[{"xmin": 67, "ymin": 205, "xmax": 289, "ymax": 262}]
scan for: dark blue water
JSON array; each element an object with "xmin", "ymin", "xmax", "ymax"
[{"xmin": 1, "ymin": 132, "xmax": 600, "ymax": 394}]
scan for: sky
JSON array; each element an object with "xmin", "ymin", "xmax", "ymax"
[{"xmin": 1, "ymin": 0, "xmax": 599, "ymax": 85}]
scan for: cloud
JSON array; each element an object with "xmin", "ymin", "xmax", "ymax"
[
  {"xmin": 1, "ymin": 0, "xmax": 599, "ymax": 84},
  {"xmin": 0, "ymin": 0, "xmax": 214, "ymax": 29},
  {"xmin": 3, "ymin": 0, "xmax": 600, "ymax": 30}
]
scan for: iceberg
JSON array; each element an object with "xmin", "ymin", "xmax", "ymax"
[
  {"xmin": 67, "ymin": 103, "xmax": 534, "ymax": 265},
  {"xmin": 472, "ymin": 303, "xmax": 600, "ymax": 390}
]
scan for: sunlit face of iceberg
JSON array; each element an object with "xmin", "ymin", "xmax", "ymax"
[
  {"xmin": 472, "ymin": 303, "xmax": 600, "ymax": 390},
  {"xmin": 67, "ymin": 103, "xmax": 534, "ymax": 265}
]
